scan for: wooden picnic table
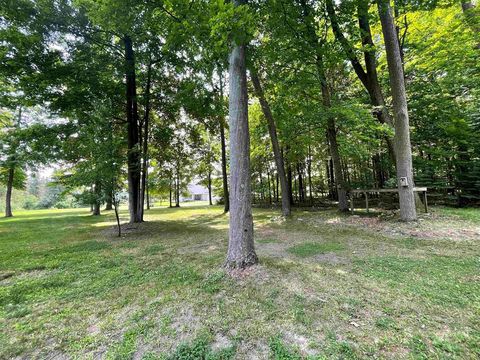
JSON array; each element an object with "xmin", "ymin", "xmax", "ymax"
[{"xmin": 349, "ymin": 187, "xmax": 428, "ymax": 213}]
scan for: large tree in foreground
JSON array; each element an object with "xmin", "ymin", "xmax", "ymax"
[
  {"xmin": 377, "ymin": 0, "xmax": 417, "ymax": 221},
  {"xmin": 225, "ymin": 0, "xmax": 257, "ymax": 269}
]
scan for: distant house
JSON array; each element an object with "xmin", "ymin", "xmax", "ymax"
[{"xmin": 180, "ymin": 183, "xmax": 218, "ymax": 202}]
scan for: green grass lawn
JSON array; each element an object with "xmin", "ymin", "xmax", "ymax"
[{"xmin": 0, "ymin": 205, "xmax": 479, "ymax": 359}]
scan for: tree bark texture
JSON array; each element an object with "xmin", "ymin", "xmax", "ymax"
[
  {"xmin": 378, "ymin": 0, "xmax": 417, "ymax": 221},
  {"xmin": 225, "ymin": 2, "xmax": 257, "ymax": 269}
]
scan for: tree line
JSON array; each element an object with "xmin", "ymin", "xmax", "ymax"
[{"xmin": 1, "ymin": 0, "xmax": 479, "ymax": 268}]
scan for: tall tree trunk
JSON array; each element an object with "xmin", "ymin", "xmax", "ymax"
[
  {"xmin": 124, "ymin": 35, "xmax": 141, "ymax": 223},
  {"xmin": 5, "ymin": 167, "xmax": 14, "ymax": 218},
  {"xmin": 250, "ymin": 70, "xmax": 291, "ymax": 216},
  {"xmin": 219, "ymin": 70, "xmax": 230, "ymax": 213},
  {"xmin": 139, "ymin": 60, "xmax": 153, "ymax": 221},
  {"xmin": 225, "ymin": 0, "xmax": 257, "ymax": 269},
  {"xmin": 378, "ymin": 0, "xmax": 417, "ymax": 221}
]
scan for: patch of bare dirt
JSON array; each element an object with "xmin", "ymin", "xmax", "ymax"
[
  {"xmin": 211, "ymin": 333, "xmax": 233, "ymax": 351},
  {"xmin": 314, "ymin": 212, "xmax": 480, "ymax": 242},
  {"xmin": 235, "ymin": 340, "xmax": 269, "ymax": 359},
  {"xmin": 284, "ymin": 331, "xmax": 318, "ymax": 357},
  {"xmin": 227, "ymin": 264, "xmax": 270, "ymax": 283}
]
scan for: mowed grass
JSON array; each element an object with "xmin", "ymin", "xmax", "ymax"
[{"xmin": 0, "ymin": 205, "xmax": 479, "ymax": 359}]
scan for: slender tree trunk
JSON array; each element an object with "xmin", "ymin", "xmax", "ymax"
[
  {"xmin": 112, "ymin": 191, "xmax": 121, "ymax": 237},
  {"xmin": 219, "ymin": 71, "xmax": 230, "ymax": 213},
  {"xmin": 272, "ymin": 171, "xmax": 276, "ymax": 201},
  {"xmin": 124, "ymin": 35, "xmax": 141, "ymax": 223},
  {"xmin": 5, "ymin": 167, "xmax": 14, "ymax": 218},
  {"xmin": 225, "ymin": 0, "xmax": 257, "ymax": 269},
  {"xmin": 296, "ymin": 163, "xmax": 304, "ymax": 203},
  {"xmin": 259, "ymin": 169, "xmax": 265, "ymax": 202},
  {"xmin": 378, "ymin": 0, "xmax": 417, "ymax": 221},
  {"xmin": 169, "ymin": 176, "xmax": 173, "ymax": 208},
  {"xmin": 250, "ymin": 70, "xmax": 291, "ymax": 216},
  {"xmin": 287, "ymin": 161, "xmax": 294, "ymax": 205},
  {"xmin": 146, "ymin": 168, "xmax": 150, "ymax": 210},
  {"xmin": 325, "ymin": 160, "xmax": 332, "ymax": 199},
  {"xmin": 308, "ymin": 145, "xmax": 313, "ymax": 204},
  {"xmin": 267, "ymin": 170, "xmax": 272, "ymax": 204},
  {"xmin": 329, "ymin": 158, "xmax": 336, "ymax": 199},
  {"xmin": 321, "ymin": 79, "xmax": 348, "ymax": 212},
  {"xmin": 139, "ymin": 60, "xmax": 153, "ymax": 221},
  {"xmin": 326, "ymin": 119, "xmax": 349, "ymax": 211},
  {"xmin": 175, "ymin": 167, "xmax": 180, "ymax": 208},
  {"xmin": 252, "ymin": 175, "xmax": 256, "ymax": 204},
  {"xmin": 208, "ymin": 170, "xmax": 213, "ymax": 205},
  {"xmin": 276, "ymin": 173, "xmax": 279, "ymax": 202}
]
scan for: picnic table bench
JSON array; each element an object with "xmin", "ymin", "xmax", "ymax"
[{"xmin": 349, "ymin": 187, "xmax": 428, "ymax": 213}]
